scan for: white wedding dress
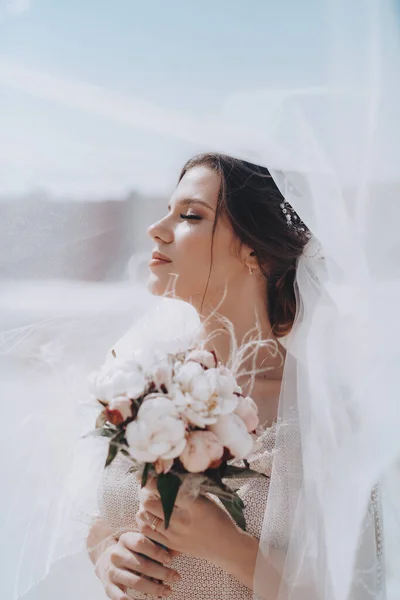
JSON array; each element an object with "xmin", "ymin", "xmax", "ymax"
[
  {"xmin": 0, "ymin": 294, "xmax": 390, "ymax": 600},
  {"xmin": 99, "ymin": 424, "xmax": 276, "ymax": 600},
  {"xmin": 92, "ymin": 299, "xmax": 274, "ymax": 599},
  {"xmin": 97, "ymin": 308, "xmax": 386, "ymax": 600},
  {"xmin": 98, "ymin": 421, "xmax": 385, "ymax": 600}
]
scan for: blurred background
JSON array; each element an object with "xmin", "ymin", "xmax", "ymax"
[{"xmin": 0, "ymin": 189, "xmax": 165, "ymax": 281}]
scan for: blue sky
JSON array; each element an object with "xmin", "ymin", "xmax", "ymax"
[{"xmin": 0, "ymin": 0, "xmax": 398, "ymax": 196}]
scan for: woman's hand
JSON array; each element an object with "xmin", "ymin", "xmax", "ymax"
[
  {"xmin": 94, "ymin": 531, "xmax": 181, "ymax": 599},
  {"xmin": 136, "ymin": 478, "xmax": 246, "ymax": 565}
]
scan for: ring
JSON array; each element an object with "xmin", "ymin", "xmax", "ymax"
[{"xmin": 150, "ymin": 516, "xmax": 161, "ymax": 532}]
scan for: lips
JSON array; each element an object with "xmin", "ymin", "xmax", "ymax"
[
  {"xmin": 151, "ymin": 251, "xmax": 172, "ymax": 263},
  {"xmin": 149, "ymin": 250, "xmax": 172, "ymax": 267}
]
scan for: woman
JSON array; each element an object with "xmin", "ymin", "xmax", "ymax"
[{"xmin": 87, "ymin": 153, "xmax": 311, "ymax": 599}]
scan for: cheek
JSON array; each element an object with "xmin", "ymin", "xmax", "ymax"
[
  {"xmin": 178, "ymin": 228, "xmax": 212, "ymax": 264},
  {"xmin": 147, "ymin": 225, "xmax": 213, "ymax": 299},
  {"xmin": 208, "ymin": 230, "xmax": 241, "ymax": 280},
  {"xmin": 173, "ymin": 225, "xmax": 213, "ymax": 284},
  {"xmin": 177, "ymin": 227, "xmax": 240, "ymax": 292},
  {"xmin": 147, "ymin": 224, "xmax": 240, "ymax": 301}
]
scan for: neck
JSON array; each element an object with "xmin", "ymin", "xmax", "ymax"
[{"xmin": 196, "ymin": 277, "xmax": 285, "ymax": 390}]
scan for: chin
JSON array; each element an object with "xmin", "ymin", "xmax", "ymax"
[
  {"xmin": 147, "ymin": 275, "xmax": 164, "ymax": 297},
  {"xmin": 147, "ymin": 273, "xmax": 177, "ymax": 299},
  {"xmin": 147, "ymin": 271, "xmax": 201, "ymax": 304}
]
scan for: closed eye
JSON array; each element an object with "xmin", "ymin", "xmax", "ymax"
[{"xmin": 180, "ymin": 213, "xmax": 202, "ymax": 221}]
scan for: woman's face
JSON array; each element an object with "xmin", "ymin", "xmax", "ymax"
[{"xmin": 147, "ymin": 165, "xmax": 246, "ymax": 307}]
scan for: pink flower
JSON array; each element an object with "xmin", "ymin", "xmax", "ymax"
[
  {"xmin": 105, "ymin": 396, "xmax": 133, "ymax": 425},
  {"xmin": 234, "ymin": 396, "xmax": 259, "ymax": 433},
  {"xmin": 154, "ymin": 458, "xmax": 174, "ymax": 474},
  {"xmin": 179, "ymin": 431, "xmax": 224, "ymax": 473}
]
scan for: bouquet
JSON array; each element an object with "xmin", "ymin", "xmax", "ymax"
[{"xmin": 87, "ymin": 347, "xmax": 265, "ymax": 530}]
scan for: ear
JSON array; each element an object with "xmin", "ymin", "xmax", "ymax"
[{"xmin": 241, "ymin": 246, "xmax": 258, "ymax": 271}]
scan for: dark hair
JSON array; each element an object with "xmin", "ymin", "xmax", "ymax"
[{"xmin": 179, "ymin": 153, "xmax": 310, "ymax": 337}]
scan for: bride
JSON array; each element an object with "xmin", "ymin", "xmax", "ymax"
[{"xmin": 87, "ymin": 153, "xmax": 381, "ymax": 600}]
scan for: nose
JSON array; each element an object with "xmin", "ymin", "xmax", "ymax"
[{"xmin": 147, "ymin": 216, "xmax": 174, "ymax": 244}]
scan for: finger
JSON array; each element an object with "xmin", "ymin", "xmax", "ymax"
[
  {"xmin": 119, "ymin": 532, "xmax": 172, "ymax": 564},
  {"xmin": 136, "ymin": 508, "xmax": 163, "ymax": 532},
  {"xmin": 174, "ymin": 484, "xmax": 193, "ymax": 509},
  {"xmin": 138, "ymin": 495, "xmax": 165, "ymax": 518},
  {"xmin": 136, "ymin": 516, "xmax": 172, "ymax": 546},
  {"xmin": 112, "ymin": 568, "xmax": 172, "ymax": 597},
  {"xmin": 138, "ymin": 504, "xmax": 191, "ymax": 534},
  {"xmin": 104, "ymin": 582, "xmax": 131, "ymax": 600},
  {"xmin": 142, "ymin": 477, "xmax": 190, "ymax": 510},
  {"xmin": 136, "ymin": 509, "xmax": 166, "ymax": 535},
  {"xmin": 139, "ymin": 485, "xmax": 160, "ymax": 505},
  {"xmin": 144, "ymin": 476, "xmax": 159, "ymax": 496},
  {"xmin": 116, "ymin": 550, "xmax": 180, "ymax": 585}
]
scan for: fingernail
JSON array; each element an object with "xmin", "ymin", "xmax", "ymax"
[
  {"xmin": 164, "ymin": 554, "xmax": 172, "ymax": 564},
  {"xmin": 170, "ymin": 571, "xmax": 181, "ymax": 582}
]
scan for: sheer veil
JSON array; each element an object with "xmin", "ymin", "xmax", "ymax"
[
  {"xmin": 253, "ymin": 3, "xmax": 400, "ymax": 597},
  {"xmin": 1, "ymin": 1, "xmax": 400, "ymax": 599}
]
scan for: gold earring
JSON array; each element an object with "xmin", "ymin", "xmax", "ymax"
[{"xmin": 248, "ymin": 266, "xmax": 253, "ymax": 275}]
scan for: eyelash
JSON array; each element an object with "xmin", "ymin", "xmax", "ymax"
[{"xmin": 180, "ymin": 213, "xmax": 202, "ymax": 221}]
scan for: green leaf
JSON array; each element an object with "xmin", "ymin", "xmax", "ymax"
[
  {"xmin": 157, "ymin": 472, "xmax": 182, "ymax": 529},
  {"xmin": 95, "ymin": 410, "xmax": 107, "ymax": 428},
  {"xmin": 105, "ymin": 442, "xmax": 119, "ymax": 467},
  {"xmin": 83, "ymin": 425, "xmax": 117, "ymax": 440},
  {"xmin": 205, "ymin": 467, "xmax": 224, "ymax": 487},
  {"xmin": 218, "ymin": 491, "xmax": 246, "ymax": 531},
  {"xmin": 201, "ymin": 482, "xmax": 236, "ymax": 502},
  {"xmin": 222, "ymin": 464, "xmax": 267, "ymax": 480},
  {"xmin": 114, "ymin": 429, "xmax": 127, "ymax": 444},
  {"xmin": 141, "ymin": 462, "xmax": 151, "ymax": 488}
]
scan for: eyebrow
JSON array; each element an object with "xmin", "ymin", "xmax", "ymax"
[{"xmin": 168, "ymin": 198, "xmax": 215, "ymax": 212}]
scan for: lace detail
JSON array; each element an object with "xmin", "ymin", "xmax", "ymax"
[
  {"xmin": 349, "ymin": 486, "xmax": 386, "ymax": 599},
  {"xmin": 98, "ymin": 426, "xmax": 276, "ymax": 599}
]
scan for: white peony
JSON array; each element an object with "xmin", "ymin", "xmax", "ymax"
[
  {"xmin": 185, "ymin": 349, "xmax": 217, "ymax": 370},
  {"xmin": 173, "ymin": 363, "xmax": 239, "ymax": 428},
  {"xmin": 216, "ymin": 365, "xmax": 242, "ymax": 396},
  {"xmin": 174, "ymin": 361, "xmax": 204, "ymax": 390},
  {"xmin": 148, "ymin": 355, "xmax": 173, "ymax": 393},
  {"xmin": 88, "ymin": 358, "xmax": 146, "ymax": 403},
  {"xmin": 125, "ymin": 397, "xmax": 187, "ymax": 463},
  {"xmin": 209, "ymin": 413, "xmax": 254, "ymax": 459}
]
